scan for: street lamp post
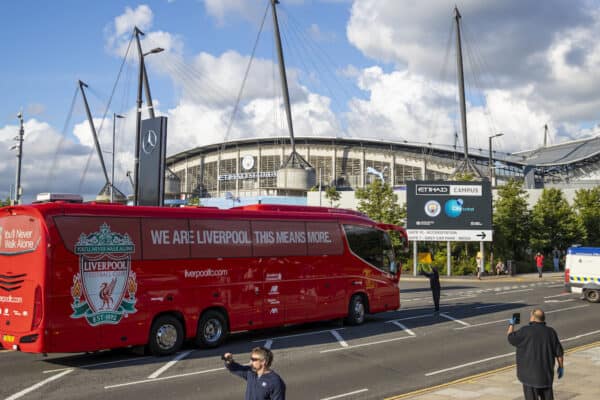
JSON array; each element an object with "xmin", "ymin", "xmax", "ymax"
[
  {"xmin": 11, "ymin": 112, "xmax": 25, "ymax": 205},
  {"xmin": 488, "ymin": 133, "xmax": 504, "ymax": 186},
  {"xmin": 133, "ymin": 26, "xmax": 164, "ymax": 205},
  {"xmin": 112, "ymin": 113, "xmax": 125, "ymax": 203}
]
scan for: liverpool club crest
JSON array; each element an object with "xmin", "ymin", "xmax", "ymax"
[{"xmin": 70, "ymin": 223, "xmax": 137, "ymax": 326}]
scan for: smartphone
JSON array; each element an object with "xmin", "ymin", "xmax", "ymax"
[{"xmin": 512, "ymin": 312, "xmax": 521, "ymax": 324}]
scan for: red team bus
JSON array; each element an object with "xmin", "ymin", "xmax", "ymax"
[{"xmin": 0, "ymin": 198, "xmax": 406, "ymax": 356}]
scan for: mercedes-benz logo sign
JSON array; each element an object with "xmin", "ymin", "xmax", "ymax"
[{"xmin": 142, "ymin": 129, "xmax": 158, "ymax": 155}]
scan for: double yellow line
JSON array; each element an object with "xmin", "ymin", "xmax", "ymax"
[{"xmin": 385, "ymin": 340, "xmax": 600, "ymax": 400}]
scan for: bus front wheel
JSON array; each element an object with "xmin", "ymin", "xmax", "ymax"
[
  {"xmin": 346, "ymin": 294, "xmax": 366, "ymax": 325},
  {"xmin": 196, "ymin": 310, "xmax": 228, "ymax": 348},
  {"xmin": 148, "ymin": 315, "xmax": 184, "ymax": 356}
]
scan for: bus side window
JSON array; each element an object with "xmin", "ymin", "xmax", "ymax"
[{"xmin": 343, "ymin": 224, "xmax": 394, "ymax": 273}]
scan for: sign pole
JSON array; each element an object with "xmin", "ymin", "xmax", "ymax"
[
  {"xmin": 447, "ymin": 241, "xmax": 451, "ymax": 276},
  {"xmin": 413, "ymin": 240, "xmax": 418, "ymax": 276},
  {"xmin": 480, "ymin": 241, "xmax": 485, "ymax": 275}
]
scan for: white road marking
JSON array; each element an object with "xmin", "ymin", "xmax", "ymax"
[
  {"xmin": 330, "ymin": 330, "xmax": 348, "ymax": 347},
  {"xmin": 457, "ymin": 303, "xmax": 589, "ymax": 330},
  {"xmin": 544, "ymin": 293, "xmax": 571, "ymax": 299},
  {"xmin": 105, "ymin": 367, "xmax": 225, "ymax": 389},
  {"xmin": 440, "ymin": 295, "xmax": 477, "ymax": 301},
  {"xmin": 455, "ymin": 318, "xmax": 508, "ymax": 330},
  {"xmin": 439, "ymin": 313, "xmax": 471, "ymax": 327},
  {"xmin": 148, "ymin": 350, "xmax": 193, "ymax": 379},
  {"xmin": 425, "ymin": 353, "xmax": 513, "ymax": 376},
  {"xmin": 546, "ymin": 304, "xmax": 589, "ymax": 314},
  {"xmin": 253, "ymin": 328, "xmax": 345, "ymax": 342},
  {"xmin": 548, "ymin": 284, "xmax": 565, "ymax": 288},
  {"xmin": 43, "ymin": 356, "xmax": 153, "ymax": 373},
  {"xmin": 495, "ymin": 288, "xmax": 533, "ymax": 295},
  {"xmin": 6, "ymin": 369, "xmax": 73, "ymax": 400},
  {"xmin": 429, "ymin": 329, "xmax": 600, "ymax": 377},
  {"xmin": 475, "ymin": 300, "xmax": 523, "ymax": 309},
  {"xmin": 264, "ymin": 339, "xmax": 273, "ymax": 349},
  {"xmin": 320, "ymin": 388, "xmax": 369, "ymax": 400},
  {"xmin": 394, "ymin": 313, "xmax": 435, "ymax": 321},
  {"xmin": 561, "ymin": 329, "xmax": 600, "ymax": 342},
  {"xmin": 544, "ymin": 299, "xmax": 574, "ymax": 303},
  {"xmin": 390, "ymin": 321, "xmax": 416, "ymax": 336},
  {"xmin": 320, "ymin": 336, "xmax": 414, "ymax": 353}
]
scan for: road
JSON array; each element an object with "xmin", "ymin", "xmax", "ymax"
[{"xmin": 2, "ymin": 275, "xmax": 598, "ymax": 400}]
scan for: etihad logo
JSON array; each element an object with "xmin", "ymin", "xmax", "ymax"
[{"xmin": 416, "ymin": 185, "xmax": 450, "ymax": 195}]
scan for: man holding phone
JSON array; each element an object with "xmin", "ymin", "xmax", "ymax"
[
  {"xmin": 223, "ymin": 347, "xmax": 286, "ymax": 400},
  {"xmin": 507, "ymin": 308, "xmax": 564, "ymax": 400}
]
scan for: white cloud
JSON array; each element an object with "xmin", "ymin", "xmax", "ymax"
[
  {"xmin": 204, "ymin": 0, "xmax": 266, "ymax": 26},
  {"xmin": 0, "ymin": 119, "xmax": 106, "ymax": 202},
  {"xmin": 346, "ymin": 0, "xmax": 600, "ymax": 147},
  {"xmin": 345, "ymin": 67, "xmax": 455, "ymax": 144},
  {"xmin": 105, "ymin": 4, "xmax": 184, "ymax": 60},
  {"xmin": 308, "ymin": 24, "xmax": 336, "ymax": 42}
]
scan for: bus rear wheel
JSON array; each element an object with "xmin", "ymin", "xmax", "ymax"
[
  {"xmin": 148, "ymin": 315, "xmax": 184, "ymax": 356},
  {"xmin": 345, "ymin": 294, "xmax": 366, "ymax": 325},
  {"xmin": 585, "ymin": 289, "xmax": 600, "ymax": 303},
  {"xmin": 196, "ymin": 310, "xmax": 228, "ymax": 348}
]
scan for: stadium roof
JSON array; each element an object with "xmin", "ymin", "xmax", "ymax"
[
  {"xmin": 514, "ymin": 135, "xmax": 600, "ymax": 167},
  {"xmin": 166, "ymin": 135, "xmax": 600, "ymax": 170}
]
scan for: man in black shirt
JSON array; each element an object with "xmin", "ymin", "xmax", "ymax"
[
  {"xmin": 223, "ymin": 346, "xmax": 286, "ymax": 400},
  {"xmin": 507, "ymin": 308, "xmax": 564, "ymax": 400},
  {"xmin": 421, "ymin": 266, "xmax": 441, "ymax": 311}
]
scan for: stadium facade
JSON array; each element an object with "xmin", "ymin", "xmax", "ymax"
[{"xmin": 166, "ymin": 136, "xmax": 600, "ymax": 208}]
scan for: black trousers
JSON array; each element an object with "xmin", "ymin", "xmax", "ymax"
[
  {"xmin": 523, "ymin": 384, "xmax": 554, "ymax": 400},
  {"xmin": 432, "ymin": 288, "xmax": 440, "ymax": 311}
]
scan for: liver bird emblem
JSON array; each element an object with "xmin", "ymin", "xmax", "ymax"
[{"xmin": 99, "ymin": 278, "xmax": 117, "ymax": 310}]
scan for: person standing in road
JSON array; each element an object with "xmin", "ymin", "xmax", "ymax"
[
  {"xmin": 535, "ymin": 252, "xmax": 545, "ymax": 278},
  {"xmin": 552, "ymin": 248, "xmax": 561, "ymax": 272},
  {"xmin": 507, "ymin": 308, "xmax": 564, "ymax": 400},
  {"xmin": 223, "ymin": 346, "xmax": 286, "ymax": 400},
  {"xmin": 421, "ymin": 266, "xmax": 441, "ymax": 312}
]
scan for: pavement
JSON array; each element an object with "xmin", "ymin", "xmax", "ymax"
[
  {"xmin": 387, "ymin": 271, "xmax": 600, "ymax": 400},
  {"xmin": 401, "ymin": 270, "xmax": 566, "ymax": 283},
  {"xmin": 385, "ymin": 341, "xmax": 600, "ymax": 400}
]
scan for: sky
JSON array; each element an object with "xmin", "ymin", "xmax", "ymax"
[{"xmin": 2, "ymin": 0, "xmax": 600, "ymax": 202}]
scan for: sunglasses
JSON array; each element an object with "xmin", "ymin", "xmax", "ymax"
[{"xmin": 250, "ymin": 357, "xmax": 264, "ymax": 362}]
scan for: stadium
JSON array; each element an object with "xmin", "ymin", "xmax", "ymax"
[{"xmin": 166, "ymin": 135, "xmax": 600, "ymax": 209}]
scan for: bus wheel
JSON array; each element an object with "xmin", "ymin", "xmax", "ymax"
[
  {"xmin": 149, "ymin": 315, "xmax": 184, "ymax": 356},
  {"xmin": 346, "ymin": 294, "xmax": 366, "ymax": 325},
  {"xmin": 196, "ymin": 310, "xmax": 228, "ymax": 348},
  {"xmin": 585, "ymin": 289, "xmax": 600, "ymax": 303}
]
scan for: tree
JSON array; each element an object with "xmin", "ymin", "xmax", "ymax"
[
  {"xmin": 187, "ymin": 197, "xmax": 201, "ymax": 206},
  {"xmin": 530, "ymin": 188, "xmax": 586, "ymax": 253},
  {"xmin": 493, "ymin": 179, "xmax": 531, "ymax": 261},
  {"xmin": 573, "ymin": 187, "xmax": 600, "ymax": 246},
  {"xmin": 355, "ymin": 179, "xmax": 405, "ymax": 225},
  {"xmin": 451, "ymin": 172, "xmax": 476, "ymax": 181},
  {"xmin": 324, "ymin": 186, "xmax": 341, "ymax": 207}
]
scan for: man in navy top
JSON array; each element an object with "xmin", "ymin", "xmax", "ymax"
[{"xmin": 223, "ymin": 346, "xmax": 286, "ymax": 400}]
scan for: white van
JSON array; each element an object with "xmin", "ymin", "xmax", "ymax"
[{"xmin": 565, "ymin": 247, "xmax": 600, "ymax": 303}]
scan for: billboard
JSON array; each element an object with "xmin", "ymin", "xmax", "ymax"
[
  {"xmin": 137, "ymin": 117, "xmax": 167, "ymax": 206},
  {"xmin": 406, "ymin": 180, "xmax": 492, "ymax": 241}
]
